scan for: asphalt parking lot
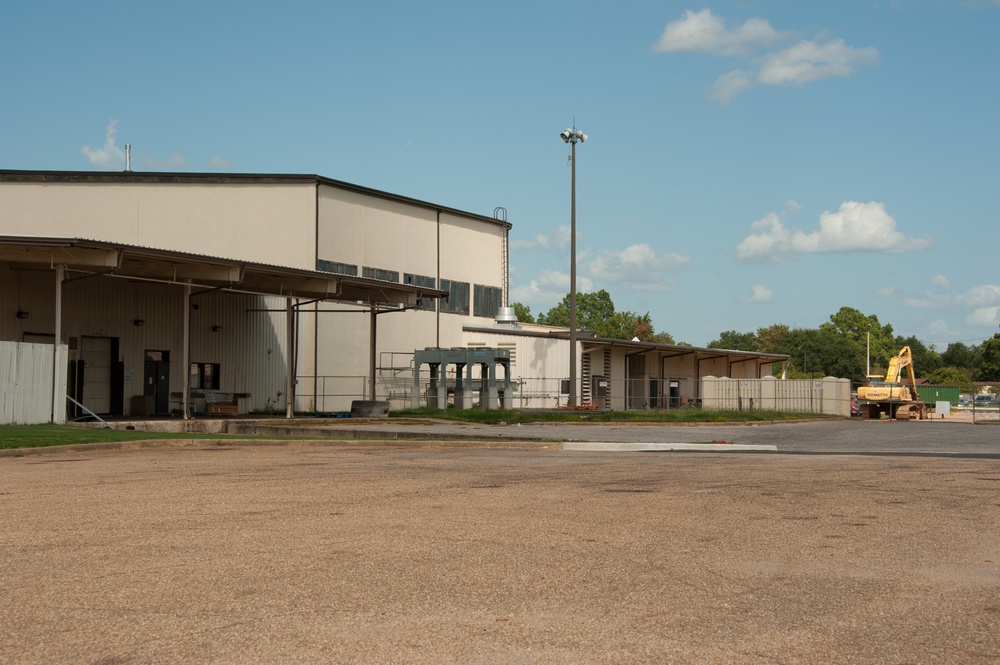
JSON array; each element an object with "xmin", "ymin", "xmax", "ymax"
[{"xmin": 2, "ymin": 422, "xmax": 999, "ymax": 663}]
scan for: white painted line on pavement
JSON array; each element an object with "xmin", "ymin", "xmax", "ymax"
[{"xmin": 562, "ymin": 442, "xmax": 777, "ymax": 452}]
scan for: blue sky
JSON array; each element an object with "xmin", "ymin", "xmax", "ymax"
[{"xmin": 2, "ymin": 1, "xmax": 998, "ymax": 348}]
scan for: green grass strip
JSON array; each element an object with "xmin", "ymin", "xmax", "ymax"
[{"xmin": 0, "ymin": 424, "xmax": 256, "ymax": 450}]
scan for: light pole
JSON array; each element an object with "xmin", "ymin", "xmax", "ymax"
[
  {"xmin": 560, "ymin": 126, "xmax": 587, "ymax": 406},
  {"xmin": 866, "ymin": 323, "xmax": 872, "ymax": 378}
]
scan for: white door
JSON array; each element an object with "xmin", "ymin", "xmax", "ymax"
[{"xmin": 81, "ymin": 336, "xmax": 112, "ymax": 414}]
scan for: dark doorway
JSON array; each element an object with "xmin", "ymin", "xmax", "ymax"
[
  {"xmin": 668, "ymin": 380, "xmax": 681, "ymax": 408},
  {"xmin": 144, "ymin": 350, "xmax": 171, "ymax": 415}
]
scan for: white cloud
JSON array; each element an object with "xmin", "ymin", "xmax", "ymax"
[
  {"xmin": 586, "ymin": 243, "xmax": 691, "ymax": 288},
  {"xmin": 966, "ymin": 306, "xmax": 1000, "ymax": 327},
  {"xmin": 956, "ymin": 284, "xmax": 1000, "ymax": 307},
  {"xmin": 738, "ymin": 284, "xmax": 773, "ymax": 303},
  {"xmin": 511, "ymin": 243, "xmax": 687, "ymax": 309},
  {"xmin": 757, "ymin": 38, "xmax": 880, "ymax": 86},
  {"xmin": 928, "ymin": 319, "xmax": 951, "ymax": 338},
  {"xmin": 904, "ymin": 283, "xmax": 1000, "ymax": 310},
  {"xmin": 509, "ymin": 269, "xmax": 594, "ymax": 308},
  {"xmin": 554, "ymin": 224, "xmax": 571, "ymax": 252},
  {"xmin": 875, "ymin": 287, "xmax": 898, "ymax": 298},
  {"xmin": 710, "ymin": 70, "xmax": 755, "ymax": 103},
  {"xmin": 510, "ymin": 233, "xmax": 552, "ymax": 251},
  {"xmin": 653, "ymin": 10, "xmax": 879, "ymax": 102},
  {"xmin": 903, "ymin": 296, "xmax": 937, "ymax": 309},
  {"xmin": 653, "ymin": 9, "xmax": 784, "ymax": 56},
  {"xmin": 209, "ymin": 156, "xmax": 232, "ymax": 170},
  {"xmin": 931, "ymin": 274, "xmax": 950, "ymax": 289},
  {"xmin": 81, "ymin": 120, "xmax": 126, "ymax": 169},
  {"xmin": 734, "ymin": 201, "xmax": 933, "ymax": 263}
]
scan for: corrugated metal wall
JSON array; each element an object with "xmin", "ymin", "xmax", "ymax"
[
  {"xmin": 2, "ymin": 268, "xmax": 291, "ymax": 417},
  {"xmin": 0, "ymin": 341, "xmax": 68, "ymax": 424}
]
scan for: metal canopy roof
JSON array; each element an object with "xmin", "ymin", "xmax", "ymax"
[
  {"xmin": 0, "ymin": 236, "xmax": 447, "ymax": 306},
  {"xmin": 463, "ymin": 322, "xmax": 790, "ymax": 365}
]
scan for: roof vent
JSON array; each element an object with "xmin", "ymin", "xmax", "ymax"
[{"xmin": 495, "ymin": 306, "xmax": 518, "ymax": 324}]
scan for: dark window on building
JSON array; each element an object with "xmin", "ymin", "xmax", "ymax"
[
  {"xmin": 362, "ymin": 266, "xmax": 400, "ymax": 283},
  {"xmin": 317, "ymin": 260, "xmax": 358, "ymax": 276},
  {"xmin": 404, "ymin": 273, "xmax": 437, "ymax": 311},
  {"xmin": 474, "ymin": 284, "xmax": 503, "ymax": 318},
  {"xmin": 190, "ymin": 363, "xmax": 220, "ymax": 390},
  {"xmin": 440, "ymin": 279, "xmax": 470, "ymax": 315}
]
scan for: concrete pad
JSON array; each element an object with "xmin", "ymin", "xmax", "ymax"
[{"xmin": 563, "ymin": 441, "xmax": 778, "ymax": 452}]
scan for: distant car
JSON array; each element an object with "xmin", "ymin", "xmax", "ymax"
[
  {"xmin": 851, "ymin": 392, "xmax": 861, "ymax": 416},
  {"xmin": 974, "ymin": 395, "xmax": 998, "ymax": 407}
]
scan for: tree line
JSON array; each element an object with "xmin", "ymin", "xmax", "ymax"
[
  {"xmin": 512, "ymin": 290, "xmax": 674, "ymax": 344},
  {"xmin": 512, "ymin": 296, "xmax": 1000, "ymax": 387},
  {"xmin": 707, "ymin": 306, "xmax": 1000, "ymax": 386}
]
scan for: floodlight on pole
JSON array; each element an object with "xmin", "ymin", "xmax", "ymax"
[{"xmin": 560, "ymin": 126, "xmax": 587, "ymax": 407}]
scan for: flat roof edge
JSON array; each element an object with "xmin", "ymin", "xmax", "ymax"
[{"xmin": 0, "ymin": 169, "xmax": 511, "ymax": 228}]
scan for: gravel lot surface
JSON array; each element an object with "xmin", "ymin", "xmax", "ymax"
[{"xmin": 3, "ymin": 426, "xmax": 1000, "ymax": 663}]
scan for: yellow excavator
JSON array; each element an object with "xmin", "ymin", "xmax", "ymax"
[{"xmin": 856, "ymin": 346, "xmax": 927, "ymax": 420}]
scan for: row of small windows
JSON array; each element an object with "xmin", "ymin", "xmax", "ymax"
[{"xmin": 317, "ymin": 260, "xmax": 501, "ymax": 317}]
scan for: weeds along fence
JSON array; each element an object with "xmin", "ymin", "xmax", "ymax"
[{"xmin": 701, "ymin": 376, "xmax": 851, "ymax": 417}]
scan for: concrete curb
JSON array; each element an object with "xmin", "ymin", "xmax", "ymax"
[
  {"xmin": 0, "ymin": 437, "xmax": 558, "ymax": 457},
  {"xmin": 562, "ymin": 442, "xmax": 778, "ymax": 452}
]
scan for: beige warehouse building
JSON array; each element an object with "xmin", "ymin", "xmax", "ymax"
[{"xmin": 1, "ymin": 169, "xmax": 803, "ymax": 424}]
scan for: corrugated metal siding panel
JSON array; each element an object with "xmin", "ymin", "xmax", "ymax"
[
  {"xmin": 183, "ymin": 291, "xmax": 289, "ymax": 413},
  {"xmin": 0, "ymin": 341, "xmax": 66, "ymax": 424}
]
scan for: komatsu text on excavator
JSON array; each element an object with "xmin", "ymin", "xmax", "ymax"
[{"xmin": 856, "ymin": 346, "xmax": 927, "ymax": 420}]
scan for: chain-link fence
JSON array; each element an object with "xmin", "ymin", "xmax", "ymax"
[{"xmin": 968, "ymin": 398, "xmax": 1000, "ymax": 423}]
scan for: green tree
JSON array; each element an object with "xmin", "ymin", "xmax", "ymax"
[
  {"xmin": 708, "ymin": 330, "xmax": 759, "ymax": 352},
  {"xmin": 756, "ymin": 324, "xmax": 791, "ymax": 354},
  {"xmin": 979, "ymin": 334, "xmax": 1000, "ymax": 381},
  {"xmin": 820, "ymin": 306, "xmax": 894, "ymax": 373},
  {"xmin": 536, "ymin": 290, "xmax": 674, "ymax": 342},
  {"xmin": 537, "ymin": 289, "xmax": 616, "ymax": 332},
  {"xmin": 509, "ymin": 302, "xmax": 535, "ymax": 323},
  {"xmin": 941, "ymin": 341, "xmax": 981, "ymax": 370},
  {"xmin": 927, "ymin": 366, "xmax": 974, "ymax": 390},
  {"xmin": 780, "ymin": 327, "xmax": 865, "ymax": 380},
  {"xmin": 609, "ymin": 311, "xmax": 675, "ymax": 344}
]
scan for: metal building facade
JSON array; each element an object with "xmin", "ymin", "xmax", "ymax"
[{"xmin": 0, "ymin": 170, "xmax": 507, "ymax": 420}]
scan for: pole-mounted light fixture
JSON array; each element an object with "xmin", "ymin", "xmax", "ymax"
[{"xmin": 560, "ymin": 126, "xmax": 587, "ymax": 407}]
